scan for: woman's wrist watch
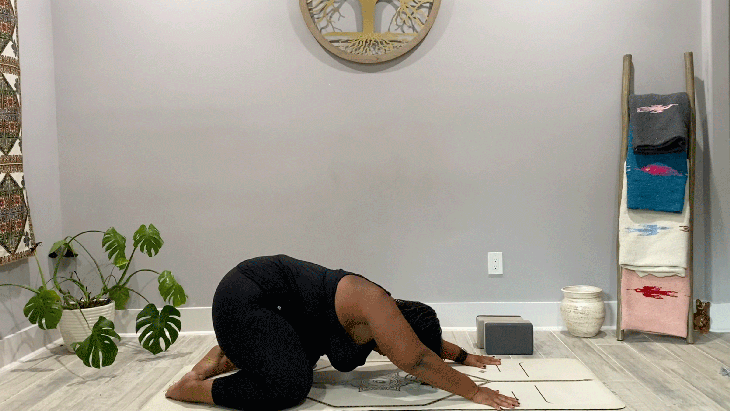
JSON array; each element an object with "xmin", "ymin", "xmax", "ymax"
[{"xmin": 454, "ymin": 347, "xmax": 468, "ymax": 363}]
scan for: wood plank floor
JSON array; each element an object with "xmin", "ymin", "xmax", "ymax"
[{"xmin": 0, "ymin": 330, "xmax": 728, "ymax": 410}]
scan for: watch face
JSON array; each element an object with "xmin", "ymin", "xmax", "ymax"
[{"xmin": 300, "ymin": 0, "xmax": 441, "ymax": 64}]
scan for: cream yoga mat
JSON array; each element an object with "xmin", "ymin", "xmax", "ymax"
[{"xmin": 144, "ymin": 358, "xmax": 625, "ymax": 410}]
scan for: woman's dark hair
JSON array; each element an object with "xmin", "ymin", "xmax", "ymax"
[{"xmin": 394, "ymin": 299, "xmax": 442, "ymax": 357}]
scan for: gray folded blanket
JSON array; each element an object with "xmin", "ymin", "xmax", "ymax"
[{"xmin": 629, "ymin": 92, "xmax": 690, "ymax": 155}]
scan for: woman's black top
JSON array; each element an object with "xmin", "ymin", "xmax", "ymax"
[{"xmin": 235, "ymin": 254, "xmax": 391, "ymax": 372}]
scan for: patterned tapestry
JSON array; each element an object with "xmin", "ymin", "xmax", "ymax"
[{"xmin": 0, "ymin": 0, "xmax": 35, "ymax": 265}]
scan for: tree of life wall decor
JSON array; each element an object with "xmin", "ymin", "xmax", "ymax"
[
  {"xmin": 300, "ymin": 0, "xmax": 441, "ymax": 64},
  {"xmin": 0, "ymin": 0, "xmax": 36, "ymax": 266}
]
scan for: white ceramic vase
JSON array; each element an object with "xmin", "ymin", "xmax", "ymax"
[
  {"xmin": 560, "ymin": 285, "xmax": 605, "ymax": 338},
  {"xmin": 58, "ymin": 301, "xmax": 116, "ymax": 353}
]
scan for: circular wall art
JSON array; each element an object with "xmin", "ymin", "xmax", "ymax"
[{"xmin": 300, "ymin": 0, "xmax": 441, "ymax": 64}]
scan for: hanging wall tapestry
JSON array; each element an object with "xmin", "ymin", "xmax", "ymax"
[
  {"xmin": 0, "ymin": 0, "xmax": 35, "ymax": 265},
  {"xmin": 300, "ymin": 0, "xmax": 441, "ymax": 64}
]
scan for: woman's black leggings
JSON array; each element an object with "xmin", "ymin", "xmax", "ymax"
[{"xmin": 211, "ymin": 268, "xmax": 313, "ymax": 410}]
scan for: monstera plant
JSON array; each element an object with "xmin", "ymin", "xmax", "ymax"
[{"xmin": 0, "ymin": 224, "xmax": 187, "ymax": 368}]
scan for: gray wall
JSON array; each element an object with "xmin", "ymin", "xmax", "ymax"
[
  {"xmin": 702, "ymin": 0, "xmax": 730, "ymax": 305},
  {"xmin": 0, "ymin": 0, "xmax": 62, "ymax": 339},
  {"xmin": 3, "ymin": 0, "xmax": 729, "ymax": 342},
  {"xmin": 48, "ymin": 0, "xmax": 720, "ymax": 310}
]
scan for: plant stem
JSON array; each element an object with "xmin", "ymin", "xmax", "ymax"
[
  {"xmin": 127, "ymin": 288, "xmax": 151, "ymax": 305},
  {"xmin": 66, "ymin": 230, "xmax": 105, "ymax": 241},
  {"xmin": 95, "ymin": 272, "xmax": 119, "ymax": 300},
  {"xmin": 70, "ymin": 272, "xmax": 91, "ymax": 302},
  {"xmin": 70, "ymin": 236, "xmax": 107, "ymax": 290},
  {"xmin": 116, "ymin": 247, "xmax": 137, "ymax": 286},
  {"xmin": 0, "ymin": 283, "xmax": 38, "ymax": 293},
  {"xmin": 106, "ymin": 273, "xmax": 118, "ymax": 284},
  {"xmin": 57, "ymin": 278, "xmax": 87, "ymax": 308},
  {"xmin": 51, "ymin": 238, "xmax": 68, "ymax": 294},
  {"xmin": 32, "ymin": 254, "xmax": 48, "ymax": 290},
  {"xmin": 120, "ymin": 268, "xmax": 159, "ymax": 289},
  {"xmin": 97, "ymin": 282, "xmax": 124, "ymax": 301},
  {"xmin": 50, "ymin": 235, "xmax": 93, "ymax": 299},
  {"xmin": 51, "ymin": 231, "xmax": 104, "ymax": 293}
]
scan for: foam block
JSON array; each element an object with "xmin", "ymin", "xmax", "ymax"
[{"xmin": 476, "ymin": 315, "xmax": 533, "ymax": 355}]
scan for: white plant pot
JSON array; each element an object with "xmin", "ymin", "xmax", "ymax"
[
  {"xmin": 58, "ymin": 301, "xmax": 116, "ymax": 353},
  {"xmin": 560, "ymin": 285, "xmax": 605, "ymax": 338}
]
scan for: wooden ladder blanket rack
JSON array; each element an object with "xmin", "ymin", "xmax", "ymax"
[{"xmin": 615, "ymin": 52, "xmax": 697, "ymax": 344}]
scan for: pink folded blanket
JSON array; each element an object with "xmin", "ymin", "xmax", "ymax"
[{"xmin": 620, "ymin": 268, "xmax": 690, "ymax": 338}]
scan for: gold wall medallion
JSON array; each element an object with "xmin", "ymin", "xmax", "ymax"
[{"xmin": 300, "ymin": 0, "xmax": 441, "ymax": 64}]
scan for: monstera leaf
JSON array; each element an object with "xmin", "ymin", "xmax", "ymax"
[
  {"xmin": 47, "ymin": 240, "xmax": 77, "ymax": 258},
  {"xmin": 72, "ymin": 316, "xmax": 121, "ymax": 368},
  {"xmin": 113, "ymin": 256, "xmax": 129, "ymax": 269},
  {"xmin": 23, "ymin": 288, "xmax": 62, "ymax": 330},
  {"xmin": 102, "ymin": 228, "xmax": 127, "ymax": 268},
  {"xmin": 108, "ymin": 286, "xmax": 130, "ymax": 310},
  {"xmin": 158, "ymin": 271, "xmax": 187, "ymax": 307},
  {"xmin": 133, "ymin": 224, "xmax": 163, "ymax": 257},
  {"xmin": 136, "ymin": 304, "xmax": 181, "ymax": 355}
]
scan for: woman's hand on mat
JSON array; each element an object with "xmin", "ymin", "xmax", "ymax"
[
  {"xmin": 471, "ymin": 386, "xmax": 520, "ymax": 410},
  {"xmin": 463, "ymin": 353, "xmax": 501, "ymax": 368}
]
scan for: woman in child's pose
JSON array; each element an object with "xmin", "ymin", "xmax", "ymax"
[{"xmin": 165, "ymin": 255, "xmax": 519, "ymax": 410}]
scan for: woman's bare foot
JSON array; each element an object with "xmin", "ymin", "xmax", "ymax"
[
  {"xmin": 192, "ymin": 345, "xmax": 237, "ymax": 380},
  {"xmin": 165, "ymin": 371, "xmax": 215, "ymax": 404}
]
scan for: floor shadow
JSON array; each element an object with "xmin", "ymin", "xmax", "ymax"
[
  {"xmin": 10, "ymin": 366, "xmax": 55, "ymax": 373},
  {"xmin": 66, "ymin": 374, "xmax": 117, "ymax": 386},
  {"xmin": 135, "ymin": 351, "xmax": 193, "ymax": 363}
]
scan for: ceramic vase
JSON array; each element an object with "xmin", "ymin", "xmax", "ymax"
[
  {"xmin": 560, "ymin": 285, "xmax": 605, "ymax": 337},
  {"xmin": 58, "ymin": 301, "xmax": 116, "ymax": 353}
]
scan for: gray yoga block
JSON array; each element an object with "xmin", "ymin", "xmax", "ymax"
[{"xmin": 476, "ymin": 315, "xmax": 533, "ymax": 355}]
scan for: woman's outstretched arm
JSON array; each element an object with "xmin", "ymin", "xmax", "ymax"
[
  {"xmin": 350, "ymin": 286, "xmax": 517, "ymax": 408},
  {"xmin": 411, "ymin": 350, "xmax": 519, "ymax": 409},
  {"xmin": 440, "ymin": 339, "xmax": 462, "ymax": 361},
  {"xmin": 441, "ymin": 339, "xmax": 502, "ymax": 368},
  {"xmin": 352, "ymin": 287, "xmax": 480, "ymax": 400}
]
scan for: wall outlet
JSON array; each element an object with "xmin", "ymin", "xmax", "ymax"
[{"xmin": 488, "ymin": 252, "xmax": 503, "ymax": 275}]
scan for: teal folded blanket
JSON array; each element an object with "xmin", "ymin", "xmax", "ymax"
[{"xmin": 626, "ymin": 126, "xmax": 687, "ymax": 213}]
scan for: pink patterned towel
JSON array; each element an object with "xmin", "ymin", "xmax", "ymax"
[{"xmin": 620, "ymin": 268, "xmax": 690, "ymax": 338}]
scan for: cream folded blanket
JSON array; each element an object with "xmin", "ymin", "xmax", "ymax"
[{"xmin": 619, "ymin": 161, "xmax": 690, "ymax": 277}]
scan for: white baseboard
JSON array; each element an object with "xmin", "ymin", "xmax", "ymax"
[
  {"xmin": 709, "ymin": 302, "xmax": 730, "ymax": 332},
  {"xmin": 430, "ymin": 301, "xmax": 619, "ymax": 329},
  {"xmin": 91, "ymin": 301, "xmax": 730, "ymax": 334},
  {"xmin": 2, "ymin": 301, "xmax": 728, "ymax": 371},
  {"xmin": 111, "ymin": 302, "xmax": 617, "ymax": 335},
  {"xmin": 113, "ymin": 306, "xmax": 213, "ymax": 336},
  {"xmin": 431, "ymin": 301, "xmax": 729, "ymax": 332}
]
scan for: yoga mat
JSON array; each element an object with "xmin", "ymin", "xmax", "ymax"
[{"xmin": 144, "ymin": 359, "xmax": 625, "ymax": 410}]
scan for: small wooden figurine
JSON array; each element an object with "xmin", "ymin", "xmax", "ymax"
[{"xmin": 693, "ymin": 299, "xmax": 711, "ymax": 334}]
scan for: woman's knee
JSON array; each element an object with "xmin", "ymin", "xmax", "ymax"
[
  {"xmin": 212, "ymin": 368, "xmax": 312, "ymax": 411},
  {"xmin": 273, "ymin": 370, "xmax": 313, "ymax": 409},
  {"xmin": 293, "ymin": 369, "xmax": 314, "ymax": 401}
]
